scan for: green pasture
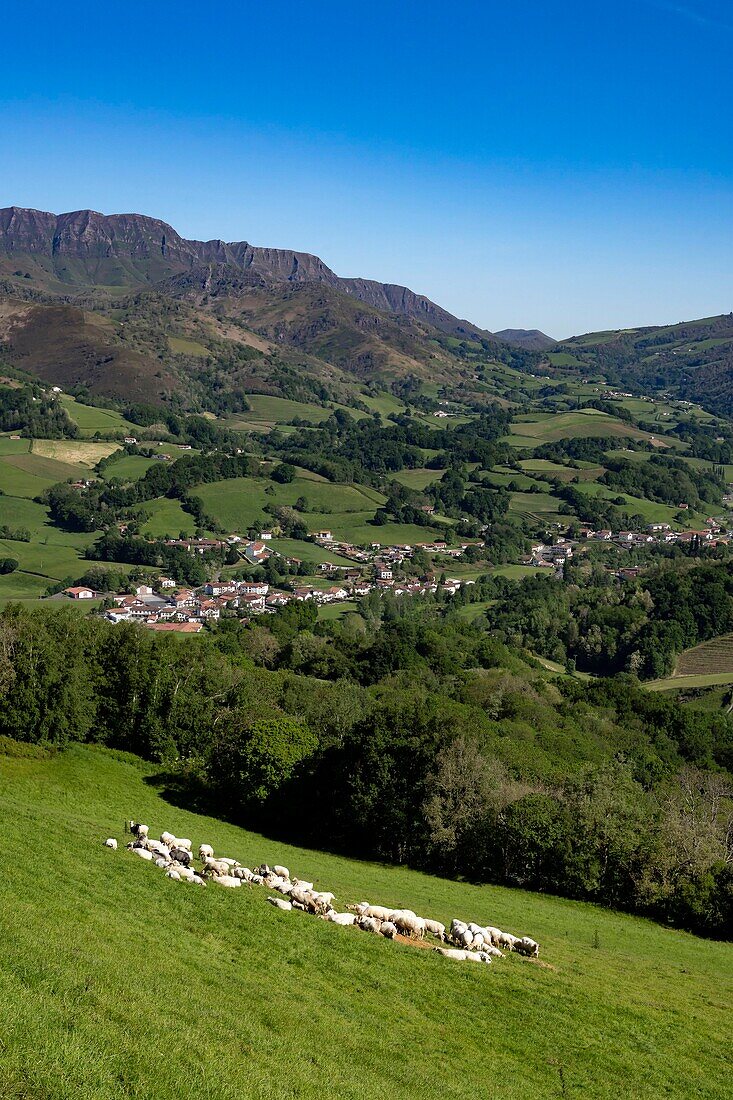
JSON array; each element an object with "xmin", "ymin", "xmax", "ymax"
[
  {"xmin": 0, "ymin": 744, "xmax": 730, "ymax": 1100},
  {"xmin": 139, "ymin": 498, "xmax": 199, "ymax": 538}
]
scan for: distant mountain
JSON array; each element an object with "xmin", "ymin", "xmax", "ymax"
[
  {"xmin": 0, "ymin": 206, "xmax": 489, "ymax": 340},
  {"xmin": 552, "ymin": 314, "xmax": 733, "ymax": 415},
  {"xmin": 494, "ymin": 328, "xmax": 556, "ymax": 351}
]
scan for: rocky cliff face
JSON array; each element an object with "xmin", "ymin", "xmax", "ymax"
[{"xmin": 0, "ymin": 206, "xmax": 488, "ymax": 338}]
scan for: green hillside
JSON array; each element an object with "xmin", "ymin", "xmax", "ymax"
[{"xmin": 1, "ymin": 742, "xmax": 730, "ymax": 1100}]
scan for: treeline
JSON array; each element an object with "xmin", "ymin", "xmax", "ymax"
[
  {"xmin": 267, "ymin": 410, "xmax": 513, "ymax": 484},
  {"xmin": 599, "ymin": 454, "xmax": 723, "ymax": 509},
  {"xmin": 488, "ymin": 560, "xmax": 733, "ymax": 679},
  {"xmin": 1, "ymin": 602, "xmax": 731, "ymax": 938}
]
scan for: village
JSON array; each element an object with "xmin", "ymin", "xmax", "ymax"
[{"xmin": 59, "ymin": 509, "xmax": 733, "ymax": 631}]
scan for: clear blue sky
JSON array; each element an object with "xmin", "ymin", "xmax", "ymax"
[{"xmin": 1, "ymin": 0, "xmax": 732, "ymax": 337}]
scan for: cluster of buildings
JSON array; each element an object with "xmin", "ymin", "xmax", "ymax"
[{"xmin": 523, "ymin": 517, "xmax": 729, "ymax": 573}]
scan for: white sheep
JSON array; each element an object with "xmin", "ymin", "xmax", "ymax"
[
  {"xmin": 497, "ymin": 932, "xmax": 519, "ymax": 951},
  {"xmin": 198, "ymin": 844, "xmax": 214, "ymax": 860},
  {"xmin": 249, "ymin": 874, "xmax": 264, "ymax": 885},
  {"xmin": 326, "ymin": 911, "xmax": 357, "ymax": 927},
  {"xmin": 131, "ymin": 847, "xmax": 153, "ymax": 861},
  {"xmin": 191, "ymin": 874, "xmax": 206, "ymax": 886},
  {"xmin": 160, "ymin": 831, "xmax": 176, "ymax": 847},
  {"xmin": 292, "ymin": 879, "xmax": 313, "ymax": 891},
  {"xmin": 202, "ymin": 857, "xmax": 230, "ymax": 877},
  {"xmin": 273, "ymin": 865, "xmax": 290, "ymax": 880},
  {"xmin": 166, "ymin": 869, "xmax": 182, "ymax": 881},
  {"xmin": 267, "ymin": 896, "xmax": 293, "ymax": 911},
  {"xmin": 218, "ymin": 857, "xmax": 239, "ymax": 868},
  {"xmin": 394, "ymin": 913, "xmax": 425, "ymax": 938},
  {"xmin": 103, "ymin": 838, "xmax": 118, "ymax": 850},
  {"xmin": 154, "ymin": 857, "xmax": 169, "ymax": 868},
  {"xmin": 434, "ymin": 947, "xmax": 491, "ymax": 964},
  {"xmin": 424, "ymin": 919, "xmax": 445, "ymax": 939},
  {"xmin": 516, "ymin": 937, "xmax": 540, "ymax": 957},
  {"xmin": 379, "ymin": 921, "xmax": 398, "ymax": 938},
  {"xmin": 129, "ymin": 821, "xmax": 149, "ymax": 839},
  {"xmin": 213, "ymin": 875, "xmax": 241, "ymax": 888}
]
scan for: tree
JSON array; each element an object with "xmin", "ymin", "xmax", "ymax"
[
  {"xmin": 0, "ymin": 558, "xmax": 18, "ymax": 574},
  {"xmin": 208, "ymin": 713, "xmax": 317, "ymax": 807},
  {"xmin": 271, "ymin": 463, "xmax": 296, "ymax": 484}
]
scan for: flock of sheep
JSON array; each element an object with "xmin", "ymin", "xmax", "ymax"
[{"xmin": 105, "ymin": 821, "xmax": 540, "ymax": 967}]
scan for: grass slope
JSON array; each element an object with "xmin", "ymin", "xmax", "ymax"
[{"xmin": 0, "ymin": 745, "xmax": 730, "ymax": 1100}]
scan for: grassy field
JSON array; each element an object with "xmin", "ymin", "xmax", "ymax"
[
  {"xmin": 317, "ymin": 600, "xmax": 359, "ymax": 620},
  {"xmin": 194, "ymin": 476, "xmax": 388, "ymax": 536},
  {"xmin": 647, "ymin": 671, "xmax": 733, "ymax": 692},
  {"xmin": 572, "ymin": 481, "xmax": 711, "ymax": 526},
  {"xmin": 0, "ymin": 743, "xmax": 730, "ymax": 1100},
  {"xmin": 101, "ymin": 454, "xmax": 160, "ymax": 481},
  {"xmin": 31, "ymin": 439, "xmax": 121, "ymax": 467},
  {"xmin": 59, "ymin": 396, "xmax": 138, "ymax": 436},
  {"xmin": 504, "ymin": 410, "xmax": 673, "ymax": 449},
  {"xmin": 139, "ymin": 498, "xmax": 198, "ymax": 538},
  {"xmin": 391, "ymin": 467, "xmax": 445, "ymax": 490},
  {"xmin": 168, "ymin": 335, "xmax": 211, "ymax": 356},
  {"xmin": 508, "ymin": 490, "xmax": 566, "ymax": 524}
]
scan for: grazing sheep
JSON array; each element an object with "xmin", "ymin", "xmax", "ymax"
[
  {"xmin": 170, "ymin": 846, "xmax": 192, "ymax": 867},
  {"xmin": 434, "ymin": 947, "xmax": 491, "ymax": 964},
  {"xmin": 131, "ymin": 847, "xmax": 153, "ymax": 861},
  {"xmin": 379, "ymin": 921, "xmax": 398, "ymax": 938},
  {"xmin": 516, "ymin": 937, "xmax": 540, "ymax": 957},
  {"xmin": 218, "ymin": 857, "xmax": 239, "ymax": 868},
  {"xmin": 175, "ymin": 838, "xmax": 192, "ymax": 852},
  {"xmin": 273, "ymin": 865, "xmax": 290, "ymax": 880},
  {"xmin": 198, "ymin": 844, "xmax": 214, "ymax": 860},
  {"xmin": 484, "ymin": 926, "xmax": 502, "ymax": 946},
  {"xmin": 212, "ymin": 875, "xmax": 241, "ymax": 888},
  {"xmin": 267, "ymin": 896, "xmax": 293, "ymax": 911},
  {"xmin": 292, "ymin": 900, "xmax": 307, "ymax": 911},
  {"xmin": 176, "ymin": 866, "xmax": 196, "ymax": 882},
  {"xmin": 160, "ymin": 832, "xmax": 176, "ymax": 847},
  {"xmin": 292, "ymin": 879, "xmax": 313, "ymax": 891},
  {"xmin": 497, "ymin": 932, "xmax": 519, "ymax": 951},
  {"xmin": 191, "ymin": 875, "xmax": 206, "ymax": 886},
  {"xmin": 166, "ymin": 869, "xmax": 182, "ymax": 881},
  {"xmin": 129, "ymin": 821, "xmax": 149, "ymax": 839},
  {"xmin": 311, "ymin": 891, "xmax": 336, "ymax": 908},
  {"xmin": 249, "ymin": 874, "xmax": 264, "ymax": 885},
  {"xmin": 103, "ymin": 838, "xmax": 118, "ymax": 850},
  {"xmin": 482, "ymin": 944, "xmax": 505, "ymax": 958},
  {"xmin": 326, "ymin": 911, "xmax": 357, "ymax": 927},
  {"xmin": 154, "ymin": 857, "xmax": 169, "ymax": 868},
  {"xmin": 202, "ymin": 857, "xmax": 230, "ymax": 877},
  {"xmin": 357, "ymin": 916, "xmax": 382, "ymax": 934},
  {"xmin": 393, "ymin": 913, "xmax": 425, "ymax": 939},
  {"xmin": 424, "ymin": 920, "xmax": 445, "ymax": 939}
]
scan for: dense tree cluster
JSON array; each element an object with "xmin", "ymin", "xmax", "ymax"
[
  {"xmin": 0, "ymin": 384, "xmax": 78, "ymax": 438},
  {"xmin": 488, "ymin": 560, "xmax": 733, "ymax": 679}
]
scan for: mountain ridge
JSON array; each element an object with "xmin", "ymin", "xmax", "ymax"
[{"xmin": 0, "ymin": 206, "xmax": 534, "ymax": 344}]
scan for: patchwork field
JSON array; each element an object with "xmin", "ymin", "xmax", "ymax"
[
  {"xmin": 31, "ymin": 440, "xmax": 121, "ymax": 467},
  {"xmin": 0, "ymin": 743, "xmax": 729, "ymax": 1100},
  {"xmin": 504, "ymin": 410, "xmax": 674, "ymax": 449}
]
